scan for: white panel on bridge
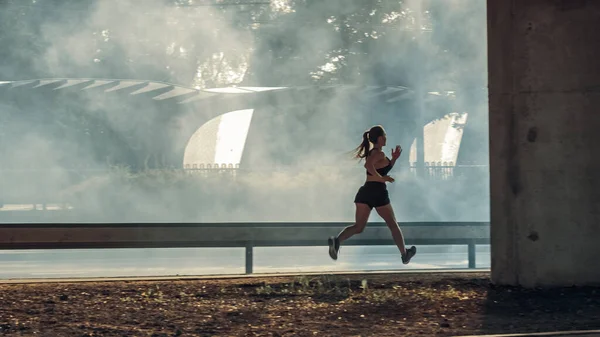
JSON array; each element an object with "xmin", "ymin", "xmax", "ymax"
[
  {"xmin": 152, "ymin": 87, "xmax": 197, "ymax": 101},
  {"xmin": 333, "ymin": 85, "xmax": 361, "ymax": 92},
  {"xmin": 129, "ymin": 82, "xmax": 172, "ymax": 95},
  {"xmin": 53, "ymin": 79, "xmax": 94, "ymax": 90},
  {"xmin": 9, "ymin": 81, "xmax": 37, "ymax": 88},
  {"xmin": 386, "ymin": 91, "xmax": 413, "ymax": 103},
  {"xmin": 104, "ymin": 81, "xmax": 147, "ymax": 93},
  {"xmin": 32, "ymin": 80, "xmax": 64, "ymax": 88},
  {"xmin": 424, "ymin": 92, "xmax": 450, "ymax": 103},
  {"xmin": 177, "ymin": 91, "xmax": 218, "ymax": 104},
  {"xmin": 316, "ymin": 85, "xmax": 338, "ymax": 90},
  {"xmin": 366, "ymin": 86, "xmax": 408, "ymax": 97},
  {"xmin": 82, "ymin": 80, "xmax": 116, "ymax": 90},
  {"xmin": 203, "ymin": 87, "xmax": 256, "ymax": 94},
  {"xmin": 236, "ymin": 87, "xmax": 287, "ymax": 92}
]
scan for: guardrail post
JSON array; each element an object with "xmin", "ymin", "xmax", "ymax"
[
  {"xmin": 468, "ymin": 241, "xmax": 476, "ymax": 269},
  {"xmin": 245, "ymin": 242, "xmax": 253, "ymax": 274}
]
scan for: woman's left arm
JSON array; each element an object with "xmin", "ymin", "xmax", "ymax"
[{"xmin": 390, "ymin": 145, "xmax": 402, "ymax": 167}]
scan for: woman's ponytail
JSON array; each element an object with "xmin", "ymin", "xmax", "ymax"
[{"xmin": 353, "ymin": 131, "xmax": 371, "ymax": 159}]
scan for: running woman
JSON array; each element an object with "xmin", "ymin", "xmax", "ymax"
[{"xmin": 328, "ymin": 125, "xmax": 417, "ymax": 264}]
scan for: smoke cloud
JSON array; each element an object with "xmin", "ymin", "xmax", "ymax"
[{"xmin": 0, "ymin": 0, "xmax": 489, "ymax": 225}]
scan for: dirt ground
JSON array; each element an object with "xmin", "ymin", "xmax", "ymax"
[{"xmin": 1, "ymin": 272, "xmax": 600, "ymax": 337}]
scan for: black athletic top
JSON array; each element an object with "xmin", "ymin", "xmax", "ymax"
[{"xmin": 366, "ymin": 152, "xmax": 393, "ymax": 176}]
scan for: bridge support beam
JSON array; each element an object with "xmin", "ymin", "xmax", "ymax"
[{"xmin": 488, "ymin": 0, "xmax": 600, "ymax": 287}]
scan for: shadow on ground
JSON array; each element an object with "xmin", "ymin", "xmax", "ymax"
[{"xmin": 481, "ymin": 282, "xmax": 600, "ymax": 335}]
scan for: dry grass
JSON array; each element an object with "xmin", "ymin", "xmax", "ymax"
[{"xmin": 1, "ymin": 272, "xmax": 599, "ymax": 336}]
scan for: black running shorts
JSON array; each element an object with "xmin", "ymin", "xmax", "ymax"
[{"xmin": 353, "ymin": 181, "xmax": 390, "ymax": 209}]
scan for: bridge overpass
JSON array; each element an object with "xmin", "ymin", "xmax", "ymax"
[{"xmin": 0, "ymin": 79, "xmax": 455, "ymax": 170}]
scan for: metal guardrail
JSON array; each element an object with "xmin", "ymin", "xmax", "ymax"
[{"xmin": 0, "ymin": 222, "xmax": 490, "ymax": 274}]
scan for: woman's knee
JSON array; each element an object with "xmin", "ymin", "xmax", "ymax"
[{"xmin": 353, "ymin": 224, "xmax": 366, "ymax": 233}]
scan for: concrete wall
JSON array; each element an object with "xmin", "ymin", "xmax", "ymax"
[{"xmin": 488, "ymin": 0, "xmax": 600, "ymax": 287}]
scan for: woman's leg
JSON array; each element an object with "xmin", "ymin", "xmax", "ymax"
[
  {"xmin": 375, "ymin": 203, "xmax": 416, "ymax": 263},
  {"xmin": 328, "ymin": 203, "xmax": 371, "ymax": 260},
  {"xmin": 338, "ymin": 203, "xmax": 372, "ymax": 242}
]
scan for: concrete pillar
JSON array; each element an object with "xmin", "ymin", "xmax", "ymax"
[{"xmin": 488, "ymin": 0, "xmax": 600, "ymax": 287}]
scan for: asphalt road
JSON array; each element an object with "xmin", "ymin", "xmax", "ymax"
[{"xmin": 0, "ymin": 245, "xmax": 491, "ymax": 279}]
